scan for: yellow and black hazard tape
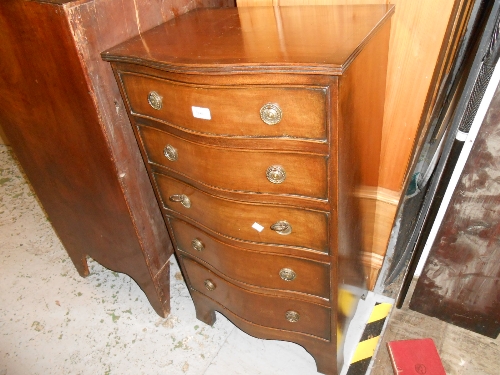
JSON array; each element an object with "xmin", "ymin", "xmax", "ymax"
[{"xmin": 346, "ymin": 302, "xmax": 392, "ymax": 375}]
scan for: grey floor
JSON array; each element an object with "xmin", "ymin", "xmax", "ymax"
[{"xmin": 1, "ymin": 143, "xmax": 499, "ymax": 375}]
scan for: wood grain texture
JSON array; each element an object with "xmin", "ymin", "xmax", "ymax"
[
  {"xmin": 379, "ymin": 0, "xmax": 457, "ymax": 191},
  {"xmin": 410, "ymin": 82, "xmax": 500, "ymax": 339},
  {"xmin": 170, "ymin": 218, "xmax": 331, "ymax": 298},
  {"xmin": 0, "ymin": 0, "xmax": 233, "ymax": 317},
  {"xmin": 104, "ymin": 6, "xmax": 392, "ymax": 373},
  {"xmin": 356, "ymin": 187, "xmax": 399, "ymax": 289},
  {"xmin": 139, "ymin": 125, "xmax": 329, "ymax": 198},
  {"xmin": 336, "ymin": 18, "xmax": 392, "ymax": 291},
  {"xmin": 409, "ymin": 0, "xmax": 475, "ymax": 179},
  {"xmin": 120, "ymin": 72, "xmax": 329, "ymax": 139},
  {"xmin": 155, "ymin": 173, "xmax": 330, "ymax": 252},
  {"xmin": 102, "ymin": 5, "xmax": 394, "ymax": 75},
  {"xmin": 236, "ymin": 0, "xmax": 459, "ymax": 289}
]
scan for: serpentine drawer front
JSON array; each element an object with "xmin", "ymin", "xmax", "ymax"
[
  {"xmin": 182, "ymin": 256, "xmax": 331, "ymax": 340},
  {"xmin": 120, "ymin": 72, "xmax": 328, "ymax": 140},
  {"xmin": 103, "ymin": 5, "xmax": 393, "ymax": 375},
  {"xmin": 155, "ymin": 172, "xmax": 330, "ymax": 252},
  {"xmin": 138, "ymin": 125, "xmax": 329, "ymax": 198},
  {"xmin": 169, "ymin": 217, "xmax": 331, "ymax": 298}
]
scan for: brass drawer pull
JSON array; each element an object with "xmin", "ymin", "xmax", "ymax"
[
  {"xmin": 204, "ymin": 279, "xmax": 216, "ymax": 291},
  {"xmin": 191, "ymin": 238, "xmax": 205, "ymax": 252},
  {"xmin": 163, "ymin": 144, "xmax": 178, "ymax": 161},
  {"xmin": 279, "ymin": 268, "xmax": 296, "ymax": 281},
  {"xmin": 147, "ymin": 91, "xmax": 163, "ymax": 110},
  {"xmin": 285, "ymin": 310, "xmax": 300, "ymax": 323},
  {"xmin": 260, "ymin": 103, "xmax": 282, "ymax": 125},
  {"xmin": 266, "ymin": 165, "xmax": 286, "ymax": 184},
  {"xmin": 270, "ymin": 220, "xmax": 292, "ymax": 235},
  {"xmin": 169, "ymin": 194, "xmax": 191, "ymax": 208}
]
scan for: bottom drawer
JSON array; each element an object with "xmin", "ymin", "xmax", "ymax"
[{"xmin": 182, "ymin": 256, "xmax": 331, "ymax": 340}]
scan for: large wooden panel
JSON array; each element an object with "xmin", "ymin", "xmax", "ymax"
[
  {"xmin": 378, "ymin": 0, "xmax": 457, "ymax": 190},
  {"xmin": 0, "ymin": 0, "xmax": 233, "ymax": 317},
  {"xmin": 410, "ymin": 81, "xmax": 500, "ymax": 339}
]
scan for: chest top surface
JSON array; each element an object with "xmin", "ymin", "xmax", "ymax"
[{"xmin": 102, "ymin": 5, "xmax": 394, "ymax": 75}]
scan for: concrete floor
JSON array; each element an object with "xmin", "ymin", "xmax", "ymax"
[{"xmin": 1, "ymin": 143, "xmax": 499, "ymax": 375}]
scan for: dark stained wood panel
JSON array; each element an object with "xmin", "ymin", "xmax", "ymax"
[
  {"xmin": 0, "ymin": 0, "xmax": 234, "ymax": 317},
  {"xmin": 102, "ymin": 5, "xmax": 394, "ymax": 75},
  {"xmin": 410, "ymin": 81, "xmax": 500, "ymax": 339}
]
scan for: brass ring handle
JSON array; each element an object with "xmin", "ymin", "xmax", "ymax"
[
  {"xmin": 270, "ymin": 220, "xmax": 292, "ymax": 235},
  {"xmin": 285, "ymin": 310, "xmax": 300, "ymax": 323},
  {"xmin": 163, "ymin": 144, "xmax": 178, "ymax": 161},
  {"xmin": 169, "ymin": 194, "xmax": 191, "ymax": 208},
  {"xmin": 191, "ymin": 238, "xmax": 205, "ymax": 252},
  {"xmin": 279, "ymin": 268, "xmax": 296, "ymax": 281},
  {"xmin": 204, "ymin": 279, "xmax": 216, "ymax": 291},
  {"xmin": 266, "ymin": 165, "xmax": 286, "ymax": 184},
  {"xmin": 147, "ymin": 91, "xmax": 163, "ymax": 110},
  {"xmin": 260, "ymin": 103, "xmax": 282, "ymax": 125}
]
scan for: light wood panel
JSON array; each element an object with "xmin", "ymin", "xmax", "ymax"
[
  {"xmin": 410, "ymin": 0, "xmax": 474, "ymax": 170},
  {"xmin": 356, "ymin": 187, "xmax": 399, "ymax": 288},
  {"xmin": 379, "ymin": 0, "xmax": 456, "ymax": 191},
  {"xmin": 237, "ymin": 0, "xmax": 458, "ymax": 289}
]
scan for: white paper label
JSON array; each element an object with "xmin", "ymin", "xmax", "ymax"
[
  {"xmin": 252, "ymin": 222, "xmax": 264, "ymax": 232},
  {"xmin": 192, "ymin": 106, "xmax": 211, "ymax": 120}
]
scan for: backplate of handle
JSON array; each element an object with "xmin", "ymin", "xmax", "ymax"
[
  {"xmin": 204, "ymin": 279, "xmax": 216, "ymax": 291},
  {"xmin": 147, "ymin": 91, "xmax": 162, "ymax": 110},
  {"xmin": 191, "ymin": 238, "xmax": 205, "ymax": 252},
  {"xmin": 270, "ymin": 220, "xmax": 292, "ymax": 235},
  {"xmin": 163, "ymin": 144, "xmax": 178, "ymax": 161},
  {"xmin": 169, "ymin": 194, "xmax": 191, "ymax": 208},
  {"xmin": 260, "ymin": 103, "xmax": 282, "ymax": 125},
  {"xmin": 285, "ymin": 310, "xmax": 300, "ymax": 323}
]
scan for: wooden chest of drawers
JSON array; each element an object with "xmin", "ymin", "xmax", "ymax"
[{"xmin": 103, "ymin": 5, "xmax": 393, "ymax": 374}]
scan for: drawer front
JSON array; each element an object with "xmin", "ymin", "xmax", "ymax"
[
  {"xmin": 156, "ymin": 174, "xmax": 329, "ymax": 252},
  {"xmin": 139, "ymin": 125, "xmax": 328, "ymax": 199},
  {"xmin": 120, "ymin": 73, "xmax": 327, "ymax": 140},
  {"xmin": 182, "ymin": 256, "xmax": 331, "ymax": 340},
  {"xmin": 170, "ymin": 218, "xmax": 330, "ymax": 298}
]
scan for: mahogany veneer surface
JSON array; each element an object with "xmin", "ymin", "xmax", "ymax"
[
  {"xmin": 0, "ymin": 0, "xmax": 233, "ymax": 317},
  {"xmin": 103, "ymin": 5, "xmax": 393, "ymax": 374}
]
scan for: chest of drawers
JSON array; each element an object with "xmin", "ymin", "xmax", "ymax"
[{"xmin": 103, "ymin": 5, "xmax": 394, "ymax": 374}]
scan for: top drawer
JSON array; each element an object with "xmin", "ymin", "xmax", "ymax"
[{"xmin": 119, "ymin": 73, "xmax": 328, "ymax": 140}]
